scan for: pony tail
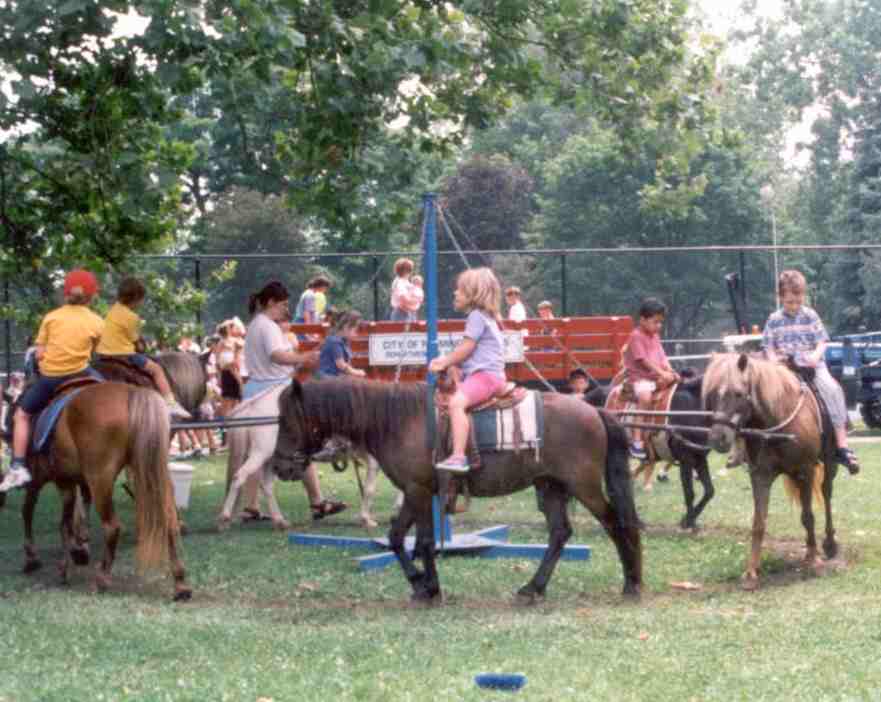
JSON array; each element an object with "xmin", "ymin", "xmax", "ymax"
[{"xmin": 127, "ymin": 387, "xmax": 175, "ymax": 571}]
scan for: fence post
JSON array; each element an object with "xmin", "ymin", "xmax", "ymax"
[
  {"xmin": 193, "ymin": 257, "xmax": 202, "ymax": 330},
  {"xmin": 372, "ymin": 256, "xmax": 380, "ymax": 321},
  {"xmin": 560, "ymin": 253, "xmax": 567, "ymax": 316},
  {"xmin": 4, "ymin": 277, "xmax": 10, "ymax": 389}
]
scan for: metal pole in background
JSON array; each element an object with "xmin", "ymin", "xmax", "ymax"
[
  {"xmin": 194, "ymin": 257, "xmax": 202, "ymax": 330},
  {"xmin": 372, "ymin": 256, "xmax": 380, "ymax": 321},
  {"xmin": 739, "ymin": 250, "xmax": 747, "ymax": 329},
  {"xmin": 4, "ymin": 278, "xmax": 10, "ymax": 389},
  {"xmin": 424, "ymin": 193, "xmax": 439, "ymax": 386},
  {"xmin": 560, "ymin": 253, "xmax": 567, "ymax": 316}
]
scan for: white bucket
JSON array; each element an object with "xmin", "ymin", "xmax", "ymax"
[{"xmin": 168, "ymin": 462, "xmax": 195, "ymax": 509}]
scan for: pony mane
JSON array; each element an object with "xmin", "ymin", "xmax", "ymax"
[
  {"xmin": 703, "ymin": 353, "xmax": 801, "ymax": 421},
  {"xmin": 300, "ymin": 377, "xmax": 427, "ymax": 455},
  {"xmin": 157, "ymin": 351, "xmax": 206, "ymax": 413}
]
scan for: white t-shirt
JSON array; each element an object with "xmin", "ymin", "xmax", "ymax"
[
  {"xmin": 244, "ymin": 313, "xmax": 291, "ymax": 381},
  {"xmin": 507, "ymin": 301, "xmax": 526, "ymax": 322}
]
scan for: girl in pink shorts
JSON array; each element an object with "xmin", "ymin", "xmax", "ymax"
[{"xmin": 428, "ymin": 267, "xmax": 507, "ymax": 473}]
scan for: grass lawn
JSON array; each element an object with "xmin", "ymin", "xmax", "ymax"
[{"xmin": 2, "ymin": 439, "xmax": 881, "ymax": 702}]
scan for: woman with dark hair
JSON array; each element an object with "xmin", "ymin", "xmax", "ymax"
[{"xmin": 237, "ymin": 280, "xmax": 347, "ymax": 519}]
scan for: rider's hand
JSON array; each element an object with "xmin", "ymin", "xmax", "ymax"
[
  {"xmin": 428, "ymin": 357, "xmax": 446, "ymax": 374},
  {"xmin": 298, "ymin": 351, "xmax": 320, "ymax": 369}
]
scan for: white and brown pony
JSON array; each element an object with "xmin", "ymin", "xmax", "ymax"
[{"xmin": 703, "ymin": 353, "xmax": 840, "ymax": 589}]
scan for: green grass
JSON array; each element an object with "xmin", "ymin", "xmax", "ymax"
[{"xmin": 2, "ymin": 441, "xmax": 881, "ymax": 702}]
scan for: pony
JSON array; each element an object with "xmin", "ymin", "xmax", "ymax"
[
  {"xmin": 218, "ymin": 383, "xmax": 383, "ymax": 531},
  {"xmin": 269, "ymin": 377, "xmax": 643, "ymax": 604},
  {"xmin": 1, "ymin": 382, "xmax": 190, "ymax": 600},
  {"xmin": 92, "ymin": 351, "xmax": 207, "ymax": 416},
  {"xmin": 586, "ymin": 373, "xmax": 715, "ymax": 530},
  {"xmin": 703, "ymin": 353, "xmax": 838, "ymax": 590}
]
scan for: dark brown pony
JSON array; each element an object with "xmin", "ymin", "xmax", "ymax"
[
  {"xmin": 270, "ymin": 377, "xmax": 642, "ymax": 604},
  {"xmin": 92, "ymin": 351, "xmax": 207, "ymax": 415},
  {"xmin": 703, "ymin": 353, "xmax": 835, "ymax": 590},
  {"xmin": 3, "ymin": 382, "xmax": 191, "ymax": 600}
]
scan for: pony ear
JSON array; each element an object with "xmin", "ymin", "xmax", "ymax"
[{"xmin": 737, "ymin": 353, "xmax": 749, "ymax": 372}]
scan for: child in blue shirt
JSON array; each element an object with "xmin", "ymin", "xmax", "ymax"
[
  {"xmin": 318, "ymin": 310, "xmax": 366, "ymax": 378},
  {"xmin": 429, "ymin": 267, "xmax": 507, "ymax": 473}
]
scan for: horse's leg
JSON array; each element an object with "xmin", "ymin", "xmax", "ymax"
[
  {"xmin": 93, "ymin": 485, "xmax": 121, "ymax": 593},
  {"xmin": 358, "ymin": 455, "xmax": 379, "ymax": 529},
  {"xmin": 798, "ymin": 468, "xmax": 822, "ymax": 573},
  {"xmin": 411, "ymin": 500, "xmax": 441, "ymax": 604},
  {"xmin": 258, "ymin": 466, "xmax": 289, "ymax": 530},
  {"xmin": 686, "ymin": 454, "xmax": 715, "ymax": 529},
  {"xmin": 744, "ymin": 469, "xmax": 775, "ymax": 590},
  {"xmin": 21, "ymin": 485, "xmax": 42, "ymax": 573},
  {"xmin": 678, "ymin": 461, "xmax": 697, "ymax": 530},
  {"xmin": 822, "ymin": 463, "xmax": 838, "ymax": 559},
  {"xmin": 164, "ymin": 490, "xmax": 192, "ymax": 602},
  {"xmin": 574, "ymin": 487, "xmax": 642, "ymax": 598},
  {"xmin": 517, "ymin": 479, "xmax": 572, "ymax": 605},
  {"xmin": 57, "ymin": 486, "xmax": 79, "ymax": 586},
  {"xmin": 219, "ymin": 449, "xmax": 271, "ymax": 530},
  {"xmin": 388, "ymin": 491, "xmax": 435, "ymax": 601},
  {"xmin": 70, "ymin": 485, "xmax": 91, "ymax": 566}
]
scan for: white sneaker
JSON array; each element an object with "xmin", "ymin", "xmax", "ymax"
[
  {"xmin": 198, "ymin": 447, "xmax": 210, "ymax": 458},
  {"xmin": 167, "ymin": 398, "xmax": 193, "ymax": 420},
  {"xmin": 0, "ymin": 465, "xmax": 32, "ymax": 491}
]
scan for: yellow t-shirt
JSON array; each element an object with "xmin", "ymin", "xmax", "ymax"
[
  {"xmin": 96, "ymin": 302, "xmax": 141, "ymax": 355},
  {"xmin": 315, "ymin": 291, "xmax": 327, "ymax": 319},
  {"xmin": 36, "ymin": 304, "xmax": 104, "ymax": 376}
]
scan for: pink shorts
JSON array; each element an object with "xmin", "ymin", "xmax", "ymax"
[{"xmin": 460, "ymin": 371, "xmax": 507, "ymax": 407}]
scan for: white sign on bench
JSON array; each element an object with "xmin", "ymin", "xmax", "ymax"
[{"xmin": 368, "ymin": 331, "xmax": 525, "ymax": 366}]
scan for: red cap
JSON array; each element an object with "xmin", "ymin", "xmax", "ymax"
[{"xmin": 63, "ymin": 269, "xmax": 99, "ymax": 299}]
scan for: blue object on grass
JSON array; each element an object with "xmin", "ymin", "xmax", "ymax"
[{"xmin": 474, "ymin": 673, "xmax": 527, "ymax": 691}]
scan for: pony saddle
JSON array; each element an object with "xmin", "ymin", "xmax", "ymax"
[
  {"xmin": 94, "ymin": 354, "xmax": 156, "ymax": 387},
  {"xmin": 30, "ymin": 377, "xmax": 103, "ymax": 454},
  {"xmin": 606, "ymin": 380, "xmax": 678, "ymax": 464}
]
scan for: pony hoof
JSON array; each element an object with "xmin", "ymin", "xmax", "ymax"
[
  {"xmin": 622, "ymin": 583, "xmax": 642, "ymax": 600},
  {"xmin": 173, "ymin": 588, "xmax": 193, "ymax": 602},
  {"xmin": 360, "ymin": 516, "xmax": 378, "ymax": 529},
  {"xmin": 216, "ymin": 516, "xmax": 232, "ymax": 532},
  {"xmin": 272, "ymin": 519, "xmax": 290, "ymax": 531},
  {"xmin": 741, "ymin": 574, "xmax": 759, "ymax": 592},
  {"xmin": 514, "ymin": 592, "xmax": 540, "ymax": 607},
  {"xmin": 23, "ymin": 559, "xmax": 42, "ymax": 574},
  {"xmin": 823, "ymin": 541, "xmax": 838, "ymax": 559},
  {"xmin": 70, "ymin": 548, "xmax": 90, "ymax": 566},
  {"xmin": 409, "ymin": 592, "xmax": 442, "ymax": 609},
  {"xmin": 95, "ymin": 574, "xmax": 111, "ymax": 593}
]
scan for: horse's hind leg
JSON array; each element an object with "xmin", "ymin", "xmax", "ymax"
[
  {"xmin": 57, "ymin": 486, "xmax": 80, "ymax": 585},
  {"xmin": 798, "ymin": 469, "xmax": 822, "ymax": 572},
  {"xmin": 517, "ymin": 479, "xmax": 572, "ymax": 605},
  {"xmin": 821, "ymin": 463, "xmax": 838, "ymax": 559},
  {"xmin": 21, "ymin": 486, "xmax": 42, "ymax": 573},
  {"xmin": 388, "ymin": 490, "xmax": 439, "ymax": 603},
  {"xmin": 92, "ymin": 488, "xmax": 121, "ymax": 593},
  {"xmin": 70, "ymin": 485, "xmax": 91, "ymax": 566},
  {"xmin": 680, "ymin": 454, "xmax": 715, "ymax": 530},
  {"xmin": 164, "ymin": 491, "xmax": 192, "ymax": 601}
]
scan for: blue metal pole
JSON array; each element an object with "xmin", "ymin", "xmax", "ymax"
[{"xmin": 423, "ymin": 193, "xmax": 439, "ymax": 385}]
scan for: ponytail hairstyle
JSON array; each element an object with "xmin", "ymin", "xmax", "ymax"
[{"xmin": 248, "ymin": 281, "xmax": 289, "ymax": 316}]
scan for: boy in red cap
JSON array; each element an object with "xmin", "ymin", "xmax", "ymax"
[{"xmin": 1, "ymin": 269, "xmax": 105, "ymax": 491}]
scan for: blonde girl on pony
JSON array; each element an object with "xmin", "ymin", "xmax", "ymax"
[{"xmin": 429, "ymin": 267, "xmax": 506, "ymax": 473}]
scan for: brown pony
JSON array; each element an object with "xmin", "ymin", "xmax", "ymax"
[
  {"xmin": 3, "ymin": 382, "xmax": 190, "ymax": 600},
  {"xmin": 270, "ymin": 377, "xmax": 642, "ymax": 604},
  {"xmin": 703, "ymin": 353, "xmax": 836, "ymax": 589}
]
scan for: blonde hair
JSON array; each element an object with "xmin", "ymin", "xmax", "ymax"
[
  {"xmin": 456, "ymin": 267, "xmax": 502, "ymax": 321},
  {"xmin": 778, "ymin": 270, "xmax": 807, "ymax": 297}
]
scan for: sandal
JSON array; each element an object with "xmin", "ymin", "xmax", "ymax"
[
  {"xmin": 836, "ymin": 447, "xmax": 860, "ymax": 475},
  {"xmin": 239, "ymin": 507, "xmax": 271, "ymax": 522},
  {"xmin": 311, "ymin": 499, "xmax": 348, "ymax": 521}
]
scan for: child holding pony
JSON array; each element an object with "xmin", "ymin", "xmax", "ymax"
[
  {"xmin": 763, "ymin": 269, "xmax": 859, "ymax": 472},
  {"xmin": 1, "ymin": 270, "xmax": 105, "ymax": 492},
  {"xmin": 429, "ymin": 267, "xmax": 507, "ymax": 473},
  {"xmin": 95, "ymin": 276, "xmax": 192, "ymax": 419}
]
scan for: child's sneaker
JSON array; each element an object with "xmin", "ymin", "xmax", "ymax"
[
  {"xmin": 166, "ymin": 398, "xmax": 192, "ymax": 420},
  {"xmin": 0, "ymin": 462, "xmax": 32, "ymax": 491},
  {"xmin": 435, "ymin": 455, "xmax": 470, "ymax": 473},
  {"xmin": 629, "ymin": 443, "xmax": 647, "ymax": 461},
  {"xmin": 198, "ymin": 447, "xmax": 210, "ymax": 458}
]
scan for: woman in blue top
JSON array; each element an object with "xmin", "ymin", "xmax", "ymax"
[
  {"xmin": 318, "ymin": 310, "xmax": 366, "ymax": 378},
  {"xmin": 428, "ymin": 267, "xmax": 507, "ymax": 473}
]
